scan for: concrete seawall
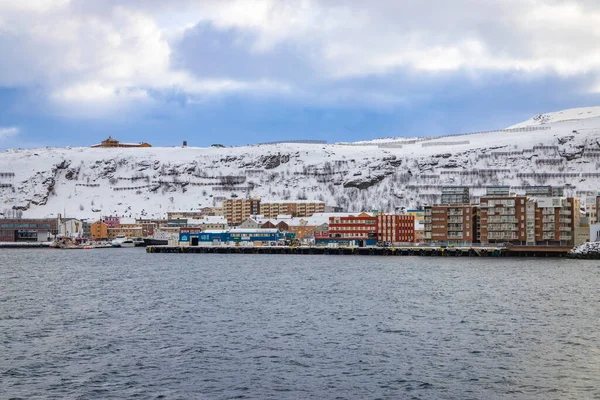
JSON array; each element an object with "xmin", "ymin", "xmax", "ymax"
[{"xmin": 147, "ymin": 245, "xmax": 572, "ymax": 257}]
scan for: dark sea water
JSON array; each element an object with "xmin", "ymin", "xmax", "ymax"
[{"xmin": 1, "ymin": 249, "xmax": 599, "ymax": 400}]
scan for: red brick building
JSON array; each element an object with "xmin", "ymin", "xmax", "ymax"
[
  {"xmin": 327, "ymin": 213, "xmax": 378, "ymax": 245},
  {"xmin": 376, "ymin": 214, "xmax": 415, "ymax": 243},
  {"xmin": 324, "ymin": 213, "xmax": 416, "ymax": 245}
]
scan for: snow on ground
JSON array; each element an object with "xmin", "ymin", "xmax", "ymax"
[
  {"xmin": 569, "ymin": 241, "xmax": 600, "ymax": 255},
  {"xmin": 508, "ymin": 106, "xmax": 600, "ymax": 128},
  {"xmin": 2, "ymin": 106, "xmax": 600, "ymax": 220}
]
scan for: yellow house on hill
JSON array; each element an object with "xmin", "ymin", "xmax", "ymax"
[{"xmin": 92, "ymin": 136, "xmax": 152, "ymax": 148}]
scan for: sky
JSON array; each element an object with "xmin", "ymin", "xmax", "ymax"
[{"xmin": 1, "ymin": 0, "xmax": 600, "ymax": 149}]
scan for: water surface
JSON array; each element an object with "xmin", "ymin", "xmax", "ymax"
[{"xmin": 1, "ymin": 249, "xmax": 599, "ymax": 399}]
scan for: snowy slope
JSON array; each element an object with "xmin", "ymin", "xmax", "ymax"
[
  {"xmin": 2, "ymin": 106, "xmax": 600, "ymax": 220},
  {"xmin": 508, "ymin": 106, "xmax": 600, "ymax": 128}
]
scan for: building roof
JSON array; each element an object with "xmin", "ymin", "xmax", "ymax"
[{"xmin": 229, "ymin": 228, "xmax": 280, "ymax": 234}]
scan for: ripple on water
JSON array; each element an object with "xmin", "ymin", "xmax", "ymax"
[{"xmin": 1, "ymin": 250, "xmax": 599, "ymax": 399}]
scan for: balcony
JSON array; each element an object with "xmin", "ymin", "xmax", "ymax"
[
  {"xmin": 448, "ymin": 233, "xmax": 464, "ymax": 239},
  {"xmin": 543, "ymin": 234, "xmax": 555, "ymax": 240},
  {"xmin": 542, "ymin": 217, "xmax": 555, "ymax": 223},
  {"xmin": 560, "ymin": 210, "xmax": 571, "ymax": 216},
  {"xmin": 424, "ymin": 209, "xmax": 432, "ymax": 216},
  {"xmin": 559, "ymin": 226, "xmax": 571, "ymax": 232},
  {"xmin": 488, "ymin": 233, "xmax": 518, "ymax": 240},
  {"xmin": 560, "ymin": 234, "xmax": 572, "ymax": 240},
  {"xmin": 424, "ymin": 217, "xmax": 432, "ymax": 223},
  {"xmin": 447, "ymin": 217, "xmax": 463, "ymax": 223},
  {"xmin": 447, "ymin": 224, "xmax": 463, "ymax": 232},
  {"xmin": 560, "ymin": 218, "xmax": 572, "ymax": 224},
  {"xmin": 448, "ymin": 210, "xmax": 463, "ymax": 216}
]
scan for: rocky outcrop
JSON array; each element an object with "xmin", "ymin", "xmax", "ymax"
[{"xmin": 259, "ymin": 153, "xmax": 291, "ymax": 169}]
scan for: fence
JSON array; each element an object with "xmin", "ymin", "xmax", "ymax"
[
  {"xmin": 113, "ymin": 185, "xmax": 151, "ymax": 191},
  {"xmin": 255, "ymin": 140, "xmax": 327, "ymax": 146},
  {"xmin": 422, "ymin": 141, "xmax": 470, "ymax": 147}
]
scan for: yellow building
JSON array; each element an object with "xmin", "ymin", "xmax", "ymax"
[
  {"xmin": 107, "ymin": 227, "xmax": 144, "ymax": 239},
  {"xmin": 261, "ymin": 201, "xmax": 325, "ymax": 219},
  {"xmin": 406, "ymin": 210, "xmax": 425, "ymax": 223},
  {"xmin": 90, "ymin": 220, "xmax": 108, "ymax": 240},
  {"xmin": 92, "ymin": 136, "xmax": 151, "ymax": 148}
]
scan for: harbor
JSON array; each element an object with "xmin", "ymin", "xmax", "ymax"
[{"xmin": 146, "ymin": 244, "xmax": 573, "ymax": 257}]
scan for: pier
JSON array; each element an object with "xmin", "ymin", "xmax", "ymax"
[{"xmin": 146, "ymin": 245, "xmax": 572, "ymax": 257}]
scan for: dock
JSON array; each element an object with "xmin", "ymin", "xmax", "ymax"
[
  {"xmin": 0, "ymin": 242, "xmax": 52, "ymax": 249},
  {"xmin": 146, "ymin": 245, "xmax": 573, "ymax": 257}
]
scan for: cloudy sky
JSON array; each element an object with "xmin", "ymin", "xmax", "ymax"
[{"xmin": 1, "ymin": 0, "xmax": 600, "ymax": 148}]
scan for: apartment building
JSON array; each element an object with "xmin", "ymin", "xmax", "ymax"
[
  {"xmin": 222, "ymin": 198, "xmax": 261, "ymax": 226},
  {"xmin": 525, "ymin": 186, "xmax": 564, "ymax": 197},
  {"xmin": 260, "ymin": 201, "xmax": 325, "ymax": 219},
  {"xmin": 441, "ymin": 187, "xmax": 470, "ymax": 205},
  {"xmin": 424, "ymin": 204, "xmax": 477, "ymax": 243},
  {"xmin": 480, "ymin": 195, "xmax": 528, "ymax": 244},
  {"xmin": 534, "ymin": 197, "xmax": 579, "ymax": 246},
  {"xmin": 167, "ymin": 211, "xmax": 205, "ymax": 220},
  {"xmin": 327, "ymin": 213, "xmax": 378, "ymax": 246},
  {"xmin": 376, "ymin": 214, "xmax": 415, "ymax": 243}
]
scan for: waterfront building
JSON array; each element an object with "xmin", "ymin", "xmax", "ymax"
[
  {"xmin": 134, "ymin": 218, "xmax": 168, "ymax": 237},
  {"xmin": 0, "ymin": 218, "xmax": 58, "ymax": 242},
  {"xmin": 107, "ymin": 226, "xmax": 144, "ymax": 239},
  {"xmin": 583, "ymin": 196, "xmax": 597, "ymax": 223},
  {"xmin": 179, "ymin": 228, "xmax": 286, "ymax": 246},
  {"xmin": 82, "ymin": 221, "xmax": 92, "ymax": 239},
  {"xmin": 90, "ymin": 220, "xmax": 108, "ymax": 240},
  {"xmin": 222, "ymin": 198, "xmax": 261, "ymax": 226},
  {"xmin": 376, "ymin": 214, "xmax": 415, "ymax": 243},
  {"xmin": 187, "ymin": 216, "xmax": 228, "ymax": 231},
  {"xmin": 91, "ymin": 136, "xmax": 151, "ymax": 148},
  {"xmin": 326, "ymin": 213, "xmax": 378, "ymax": 246},
  {"xmin": 574, "ymin": 216, "xmax": 591, "ymax": 246},
  {"xmin": 406, "ymin": 209, "xmax": 425, "ymax": 223},
  {"xmin": 57, "ymin": 217, "xmax": 84, "ymax": 238},
  {"xmin": 239, "ymin": 217, "xmax": 262, "ymax": 230},
  {"xmin": 533, "ymin": 197, "xmax": 579, "ymax": 246},
  {"xmin": 479, "ymin": 195, "xmax": 529, "ymax": 244},
  {"xmin": 424, "ymin": 204, "xmax": 477, "ymax": 244},
  {"xmin": 102, "ymin": 215, "xmax": 120, "ymax": 228},
  {"xmin": 414, "ymin": 221, "xmax": 425, "ymax": 242}
]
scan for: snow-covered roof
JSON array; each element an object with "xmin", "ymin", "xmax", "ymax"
[{"xmin": 229, "ymin": 228, "xmax": 280, "ymax": 233}]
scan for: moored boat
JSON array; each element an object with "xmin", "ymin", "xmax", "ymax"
[{"xmin": 111, "ymin": 234, "xmax": 135, "ymax": 248}]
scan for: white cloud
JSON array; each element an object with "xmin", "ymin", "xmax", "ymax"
[
  {"xmin": 0, "ymin": 127, "xmax": 19, "ymax": 140},
  {"xmin": 2, "ymin": 0, "xmax": 600, "ymax": 118},
  {"xmin": 0, "ymin": 1, "xmax": 292, "ymax": 117}
]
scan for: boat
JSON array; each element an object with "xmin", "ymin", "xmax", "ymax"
[
  {"xmin": 111, "ymin": 234, "xmax": 135, "ymax": 248},
  {"xmin": 142, "ymin": 238, "xmax": 168, "ymax": 246},
  {"xmin": 133, "ymin": 237, "xmax": 145, "ymax": 247},
  {"xmin": 141, "ymin": 230, "xmax": 178, "ymax": 246}
]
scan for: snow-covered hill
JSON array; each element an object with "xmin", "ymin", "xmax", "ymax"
[{"xmin": 2, "ymin": 106, "xmax": 600, "ymax": 220}]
